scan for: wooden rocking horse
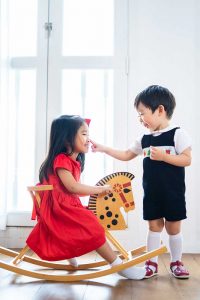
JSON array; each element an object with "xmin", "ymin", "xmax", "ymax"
[{"xmin": 0, "ymin": 172, "xmax": 167, "ymax": 281}]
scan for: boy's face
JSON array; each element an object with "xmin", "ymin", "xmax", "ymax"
[{"xmin": 137, "ymin": 102, "xmax": 167, "ymax": 132}]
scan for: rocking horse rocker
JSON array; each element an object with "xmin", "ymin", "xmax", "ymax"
[{"xmin": 0, "ymin": 172, "xmax": 167, "ymax": 281}]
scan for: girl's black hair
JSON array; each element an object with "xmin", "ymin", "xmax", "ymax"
[
  {"xmin": 39, "ymin": 115, "xmax": 86, "ymax": 183},
  {"xmin": 134, "ymin": 85, "xmax": 176, "ymax": 119}
]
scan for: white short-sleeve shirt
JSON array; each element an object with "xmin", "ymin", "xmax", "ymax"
[{"xmin": 129, "ymin": 125, "xmax": 192, "ymax": 155}]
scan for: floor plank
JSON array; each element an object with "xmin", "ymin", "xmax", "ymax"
[{"xmin": 0, "ymin": 251, "xmax": 200, "ymax": 300}]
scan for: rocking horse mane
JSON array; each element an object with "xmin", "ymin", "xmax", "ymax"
[{"xmin": 96, "ymin": 171, "xmax": 135, "ymax": 186}]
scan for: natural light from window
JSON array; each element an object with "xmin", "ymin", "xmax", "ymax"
[
  {"xmin": 4, "ymin": 0, "xmax": 115, "ymax": 213},
  {"xmin": 62, "ymin": 0, "xmax": 114, "ymax": 56},
  {"xmin": 9, "ymin": 0, "xmax": 37, "ymax": 56},
  {"xmin": 7, "ymin": 70, "xmax": 36, "ymax": 211},
  {"xmin": 61, "ymin": 69, "xmax": 114, "ymax": 189}
]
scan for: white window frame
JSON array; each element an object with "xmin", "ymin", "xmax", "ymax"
[
  {"xmin": 6, "ymin": 0, "xmax": 49, "ymax": 226},
  {"xmin": 7, "ymin": 0, "xmax": 129, "ymax": 226}
]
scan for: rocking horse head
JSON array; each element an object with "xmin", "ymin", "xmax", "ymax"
[{"xmin": 88, "ymin": 172, "xmax": 135, "ymax": 230}]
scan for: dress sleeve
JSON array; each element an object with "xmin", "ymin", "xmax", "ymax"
[{"xmin": 53, "ymin": 154, "xmax": 73, "ymax": 173}]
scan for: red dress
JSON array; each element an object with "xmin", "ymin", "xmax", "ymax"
[{"xmin": 26, "ymin": 154, "xmax": 106, "ymax": 261}]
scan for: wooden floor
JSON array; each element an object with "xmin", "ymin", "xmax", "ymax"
[{"xmin": 0, "ymin": 251, "xmax": 200, "ymax": 300}]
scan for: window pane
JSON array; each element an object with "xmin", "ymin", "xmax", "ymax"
[
  {"xmin": 8, "ymin": 0, "xmax": 38, "ymax": 56},
  {"xmin": 62, "ymin": 70, "xmax": 82, "ymax": 115},
  {"xmin": 62, "ymin": 0, "xmax": 114, "ymax": 56},
  {"xmin": 61, "ymin": 69, "xmax": 113, "ymax": 186},
  {"xmin": 7, "ymin": 70, "xmax": 36, "ymax": 211}
]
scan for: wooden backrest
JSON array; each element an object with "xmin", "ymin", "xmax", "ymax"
[{"xmin": 27, "ymin": 185, "xmax": 53, "ymax": 219}]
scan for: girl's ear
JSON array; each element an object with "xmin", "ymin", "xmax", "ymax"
[{"xmin": 65, "ymin": 143, "xmax": 72, "ymax": 154}]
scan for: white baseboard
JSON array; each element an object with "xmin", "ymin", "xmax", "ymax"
[
  {"xmin": 0, "ymin": 226, "xmax": 33, "ymax": 248},
  {"xmin": 7, "ymin": 212, "xmax": 36, "ymax": 227}
]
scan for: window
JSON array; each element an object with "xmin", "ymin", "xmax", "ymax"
[
  {"xmin": 62, "ymin": 0, "xmax": 114, "ymax": 56},
  {"xmin": 0, "ymin": 0, "xmax": 128, "ymax": 225}
]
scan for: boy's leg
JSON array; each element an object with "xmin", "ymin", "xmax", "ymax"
[
  {"xmin": 145, "ymin": 219, "xmax": 164, "ymax": 277},
  {"xmin": 147, "ymin": 219, "xmax": 164, "ymax": 261},
  {"xmin": 166, "ymin": 220, "xmax": 182, "ymax": 261},
  {"xmin": 96, "ymin": 241, "xmax": 146, "ymax": 280},
  {"xmin": 165, "ymin": 220, "xmax": 189, "ymax": 278}
]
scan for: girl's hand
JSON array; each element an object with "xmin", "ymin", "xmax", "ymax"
[
  {"xmin": 99, "ymin": 184, "xmax": 112, "ymax": 195},
  {"xmin": 150, "ymin": 146, "xmax": 166, "ymax": 161},
  {"xmin": 90, "ymin": 140, "xmax": 106, "ymax": 153}
]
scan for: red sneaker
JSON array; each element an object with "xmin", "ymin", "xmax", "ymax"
[
  {"xmin": 144, "ymin": 260, "xmax": 158, "ymax": 278},
  {"xmin": 170, "ymin": 261, "xmax": 190, "ymax": 279}
]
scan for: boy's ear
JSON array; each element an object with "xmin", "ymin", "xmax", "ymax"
[{"xmin": 158, "ymin": 105, "xmax": 165, "ymax": 114}]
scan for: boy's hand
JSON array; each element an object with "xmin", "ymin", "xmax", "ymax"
[
  {"xmin": 150, "ymin": 146, "xmax": 165, "ymax": 161},
  {"xmin": 90, "ymin": 140, "xmax": 105, "ymax": 153}
]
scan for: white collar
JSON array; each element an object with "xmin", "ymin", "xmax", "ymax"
[{"xmin": 146, "ymin": 125, "xmax": 178, "ymax": 136}]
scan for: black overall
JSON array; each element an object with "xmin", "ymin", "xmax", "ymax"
[{"xmin": 141, "ymin": 127, "xmax": 186, "ymax": 221}]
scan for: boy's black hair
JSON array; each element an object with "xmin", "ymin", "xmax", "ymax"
[
  {"xmin": 39, "ymin": 115, "xmax": 86, "ymax": 183},
  {"xmin": 134, "ymin": 85, "xmax": 176, "ymax": 119}
]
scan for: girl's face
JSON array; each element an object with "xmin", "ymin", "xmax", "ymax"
[
  {"xmin": 74, "ymin": 122, "xmax": 90, "ymax": 153},
  {"xmin": 137, "ymin": 102, "xmax": 167, "ymax": 132}
]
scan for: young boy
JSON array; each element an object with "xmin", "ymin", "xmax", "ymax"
[{"xmin": 92, "ymin": 85, "xmax": 192, "ymax": 279}]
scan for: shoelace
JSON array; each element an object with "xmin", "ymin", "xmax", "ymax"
[
  {"xmin": 176, "ymin": 265, "xmax": 185, "ymax": 271},
  {"xmin": 172, "ymin": 261, "xmax": 187, "ymax": 272}
]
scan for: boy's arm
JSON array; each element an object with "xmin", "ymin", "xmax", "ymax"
[
  {"xmin": 57, "ymin": 169, "xmax": 112, "ymax": 195},
  {"xmin": 91, "ymin": 141, "xmax": 138, "ymax": 161},
  {"xmin": 150, "ymin": 146, "xmax": 191, "ymax": 167}
]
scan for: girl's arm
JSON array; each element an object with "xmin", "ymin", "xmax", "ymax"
[
  {"xmin": 150, "ymin": 146, "xmax": 192, "ymax": 167},
  {"xmin": 91, "ymin": 141, "xmax": 138, "ymax": 161},
  {"xmin": 57, "ymin": 168, "xmax": 112, "ymax": 196}
]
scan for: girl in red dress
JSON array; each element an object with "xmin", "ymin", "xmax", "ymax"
[{"xmin": 26, "ymin": 115, "xmax": 145, "ymax": 280}]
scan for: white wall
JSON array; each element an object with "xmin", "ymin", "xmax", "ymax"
[{"xmin": 119, "ymin": 0, "xmax": 200, "ymax": 253}]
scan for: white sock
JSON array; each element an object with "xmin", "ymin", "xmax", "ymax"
[
  {"xmin": 110, "ymin": 257, "xmax": 145, "ymax": 280},
  {"xmin": 146, "ymin": 230, "xmax": 161, "ymax": 271},
  {"xmin": 68, "ymin": 258, "xmax": 78, "ymax": 267},
  {"xmin": 169, "ymin": 232, "xmax": 182, "ymax": 265}
]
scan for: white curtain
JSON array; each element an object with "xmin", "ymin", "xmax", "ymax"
[{"xmin": 0, "ymin": 0, "xmax": 9, "ymax": 230}]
